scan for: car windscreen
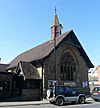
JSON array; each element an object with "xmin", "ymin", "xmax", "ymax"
[{"xmin": 93, "ymin": 87, "xmax": 100, "ymax": 91}]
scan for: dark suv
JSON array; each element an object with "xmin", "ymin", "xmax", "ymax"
[{"xmin": 47, "ymin": 86, "xmax": 86, "ymax": 106}]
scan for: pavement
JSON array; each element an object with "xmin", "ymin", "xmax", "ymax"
[
  {"xmin": 0, "ymin": 99, "xmax": 49, "ymax": 107},
  {"xmin": 0, "ymin": 97, "xmax": 93, "ymax": 107}
]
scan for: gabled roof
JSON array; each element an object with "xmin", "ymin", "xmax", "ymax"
[
  {"xmin": 7, "ymin": 31, "xmax": 70, "ymax": 69},
  {"xmin": 17, "ymin": 61, "xmax": 40, "ymax": 79},
  {"xmin": 7, "ymin": 30, "xmax": 94, "ymax": 69}
]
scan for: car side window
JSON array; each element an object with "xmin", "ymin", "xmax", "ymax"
[
  {"xmin": 56, "ymin": 86, "xmax": 64, "ymax": 94},
  {"xmin": 65, "ymin": 87, "xmax": 75, "ymax": 95},
  {"xmin": 65, "ymin": 87, "xmax": 68, "ymax": 93}
]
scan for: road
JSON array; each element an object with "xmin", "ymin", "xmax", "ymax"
[{"xmin": 1, "ymin": 101, "xmax": 100, "ymax": 108}]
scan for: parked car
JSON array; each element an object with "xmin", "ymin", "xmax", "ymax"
[
  {"xmin": 91, "ymin": 86, "xmax": 100, "ymax": 101},
  {"xmin": 46, "ymin": 86, "xmax": 86, "ymax": 106}
]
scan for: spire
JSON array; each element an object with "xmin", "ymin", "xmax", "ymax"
[
  {"xmin": 55, "ymin": 7, "xmax": 56, "ymax": 15},
  {"xmin": 51, "ymin": 8, "xmax": 63, "ymax": 40}
]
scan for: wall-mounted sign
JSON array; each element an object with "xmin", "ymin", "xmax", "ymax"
[
  {"xmin": 64, "ymin": 82, "xmax": 76, "ymax": 87},
  {"xmin": 82, "ymin": 81, "xmax": 88, "ymax": 88}
]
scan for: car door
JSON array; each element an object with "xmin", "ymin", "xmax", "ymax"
[{"xmin": 64, "ymin": 87, "xmax": 78, "ymax": 102}]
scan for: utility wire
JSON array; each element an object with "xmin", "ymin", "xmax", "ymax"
[{"xmin": 0, "ymin": 33, "xmax": 34, "ymax": 45}]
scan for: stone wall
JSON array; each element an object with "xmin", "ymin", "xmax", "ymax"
[
  {"xmin": 43, "ymin": 35, "xmax": 90, "ymax": 94},
  {"xmin": 22, "ymin": 89, "xmax": 41, "ymax": 100}
]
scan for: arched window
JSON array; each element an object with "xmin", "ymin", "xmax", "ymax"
[{"xmin": 60, "ymin": 52, "xmax": 76, "ymax": 81}]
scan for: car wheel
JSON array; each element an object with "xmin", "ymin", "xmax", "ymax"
[
  {"xmin": 56, "ymin": 97, "xmax": 64, "ymax": 106},
  {"xmin": 94, "ymin": 99, "xmax": 99, "ymax": 102},
  {"xmin": 78, "ymin": 96, "xmax": 85, "ymax": 104}
]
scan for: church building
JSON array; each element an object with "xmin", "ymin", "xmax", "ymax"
[{"xmin": 6, "ymin": 12, "xmax": 94, "ymax": 100}]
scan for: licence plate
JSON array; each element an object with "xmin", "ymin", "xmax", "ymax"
[{"xmin": 93, "ymin": 93, "xmax": 98, "ymax": 95}]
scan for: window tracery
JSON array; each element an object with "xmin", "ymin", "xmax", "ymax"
[{"xmin": 60, "ymin": 52, "xmax": 76, "ymax": 81}]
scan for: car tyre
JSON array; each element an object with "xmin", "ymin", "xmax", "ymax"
[
  {"xmin": 78, "ymin": 96, "xmax": 85, "ymax": 104},
  {"xmin": 56, "ymin": 97, "xmax": 64, "ymax": 106},
  {"xmin": 94, "ymin": 99, "xmax": 99, "ymax": 102}
]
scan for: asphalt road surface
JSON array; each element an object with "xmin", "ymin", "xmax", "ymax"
[{"xmin": 1, "ymin": 101, "xmax": 100, "ymax": 108}]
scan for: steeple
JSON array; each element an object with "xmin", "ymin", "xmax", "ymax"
[{"xmin": 51, "ymin": 8, "xmax": 63, "ymax": 40}]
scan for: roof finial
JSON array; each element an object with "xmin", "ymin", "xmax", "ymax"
[{"xmin": 55, "ymin": 7, "xmax": 57, "ymax": 15}]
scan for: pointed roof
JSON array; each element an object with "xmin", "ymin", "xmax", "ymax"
[
  {"xmin": 51, "ymin": 8, "xmax": 59, "ymax": 27},
  {"xmin": 17, "ymin": 61, "xmax": 40, "ymax": 79},
  {"xmin": 7, "ymin": 30, "xmax": 94, "ymax": 69},
  {"xmin": 51, "ymin": 14, "xmax": 59, "ymax": 27}
]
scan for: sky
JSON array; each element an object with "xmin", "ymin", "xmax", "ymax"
[{"xmin": 0, "ymin": 0, "xmax": 100, "ymax": 67}]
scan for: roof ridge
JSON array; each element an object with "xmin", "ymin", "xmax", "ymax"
[{"xmin": 7, "ymin": 31, "xmax": 73, "ymax": 69}]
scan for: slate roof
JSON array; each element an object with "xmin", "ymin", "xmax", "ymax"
[
  {"xmin": 0, "ymin": 63, "xmax": 9, "ymax": 72},
  {"xmin": 17, "ymin": 61, "xmax": 40, "ymax": 79},
  {"xmin": 7, "ymin": 30, "xmax": 94, "ymax": 69}
]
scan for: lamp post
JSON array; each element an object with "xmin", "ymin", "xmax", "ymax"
[
  {"xmin": 54, "ymin": 25, "xmax": 56, "ymax": 81},
  {"xmin": 54, "ymin": 7, "xmax": 57, "ymax": 82}
]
